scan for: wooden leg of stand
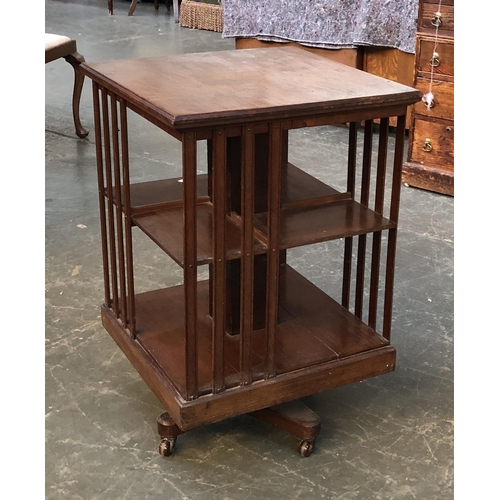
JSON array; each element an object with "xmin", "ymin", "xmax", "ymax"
[
  {"xmin": 249, "ymin": 400, "xmax": 321, "ymax": 457},
  {"xmin": 157, "ymin": 412, "xmax": 185, "ymax": 457},
  {"xmin": 128, "ymin": 0, "xmax": 139, "ymax": 16}
]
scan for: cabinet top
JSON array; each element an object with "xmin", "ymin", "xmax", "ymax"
[{"xmin": 82, "ymin": 46, "xmax": 420, "ymax": 130}]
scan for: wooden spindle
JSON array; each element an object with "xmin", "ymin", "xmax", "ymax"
[
  {"xmin": 368, "ymin": 117, "xmax": 389, "ymax": 329},
  {"xmin": 183, "ymin": 132, "xmax": 198, "ymax": 400},
  {"xmin": 355, "ymin": 120, "xmax": 373, "ymax": 319},
  {"xmin": 211, "ymin": 128, "xmax": 227, "ymax": 394},
  {"xmin": 207, "ymin": 138, "xmax": 213, "ymax": 320},
  {"xmin": 92, "ymin": 83, "xmax": 111, "ymax": 308},
  {"xmin": 110, "ymin": 94, "xmax": 127, "ymax": 324},
  {"xmin": 119, "ymin": 100, "xmax": 136, "ymax": 336},
  {"xmin": 342, "ymin": 122, "xmax": 358, "ymax": 309},
  {"xmin": 101, "ymin": 89, "xmax": 119, "ymax": 314},
  {"xmin": 383, "ymin": 114, "xmax": 407, "ymax": 340},
  {"xmin": 240, "ymin": 125, "xmax": 255, "ymax": 386},
  {"xmin": 265, "ymin": 123, "xmax": 282, "ymax": 379}
]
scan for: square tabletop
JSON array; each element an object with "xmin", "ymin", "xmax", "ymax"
[{"xmin": 82, "ymin": 46, "xmax": 420, "ymax": 130}]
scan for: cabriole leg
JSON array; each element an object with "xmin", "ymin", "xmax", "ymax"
[{"xmin": 64, "ymin": 52, "xmax": 89, "ymax": 138}]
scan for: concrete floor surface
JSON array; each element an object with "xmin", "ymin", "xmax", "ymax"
[{"xmin": 44, "ymin": 1, "xmax": 454, "ymax": 498}]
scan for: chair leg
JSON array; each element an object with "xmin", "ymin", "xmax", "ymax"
[
  {"xmin": 64, "ymin": 52, "xmax": 89, "ymax": 139},
  {"xmin": 108, "ymin": 0, "xmax": 113, "ymax": 15},
  {"xmin": 128, "ymin": 0, "xmax": 139, "ymax": 16},
  {"xmin": 173, "ymin": 0, "xmax": 179, "ymax": 22}
]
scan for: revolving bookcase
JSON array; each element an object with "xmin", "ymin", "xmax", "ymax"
[{"xmin": 82, "ymin": 47, "xmax": 420, "ymax": 457}]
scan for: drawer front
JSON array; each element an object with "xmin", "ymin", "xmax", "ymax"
[
  {"xmin": 416, "ymin": 38, "xmax": 454, "ymax": 79},
  {"xmin": 418, "ymin": 3, "xmax": 454, "ymax": 37},
  {"xmin": 409, "ymin": 117, "xmax": 454, "ymax": 169},
  {"xmin": 414, "ymin": 78, "xmax": 454, "ymax": 120}
]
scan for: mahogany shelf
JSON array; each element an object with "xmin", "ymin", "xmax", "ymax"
[
  {"xmin": 128, "ymin": 163, "xmax": 345, "ymax": 214},
  {"xmin": 132, "ymin": 202, "xmax": 267, "ymax": 267},
  {"xmin": 129, "ymin": 176, "xmax": 209, "ymax": 215},
  {"xmin": 129, "ymin": 163, "xmax": 393, "ymax": 267},
  {"xmin": 254, "ymin": 199, "xmax": 395, "ymax": 251},
  {"xmin": 105, "ymin": 265, "xmax": 390, "ymax": 400}
]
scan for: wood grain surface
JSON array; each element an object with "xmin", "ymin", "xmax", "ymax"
[{"xmin": 82, "ymin": 47, "xmax": 420, "ymax": 129}]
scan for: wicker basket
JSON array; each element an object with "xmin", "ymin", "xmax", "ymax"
[{"xmin": 180, "ymin": 1, "xmax": 223, "ymax": 33}]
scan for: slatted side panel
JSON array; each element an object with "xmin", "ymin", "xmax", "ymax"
[
  {"xmin": 92, "ymin": 83, "xmax": 136, "ymax": 336},
  {"xmin": 354, "ymin": 120, "xmax": 373, "ymax": 319},
  {"xmin": 368, "ymin": 117, "xmax": 389, "ymax": 330},
  {"xmin": 163, "ymin": 114, "xmax": 406, "ymax": 399},
  {"xmin": 342, "ymin": 114, "xmax": 406, "ymax": 338}
]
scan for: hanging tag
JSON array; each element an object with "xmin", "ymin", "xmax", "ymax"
[{"xmin": 422, "ymin": 92, "xmax": 434, "ymax": 110}]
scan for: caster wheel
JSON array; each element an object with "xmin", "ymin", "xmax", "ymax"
[
  {"xmin": 158, "ymin": 437, "xmax": 177, "ymax": 457},
  {"xmin": 298, "ymin": 439, "xmax": 315, "ymax": 457}
]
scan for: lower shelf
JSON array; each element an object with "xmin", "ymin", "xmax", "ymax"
[{"xmin": 102, "ymin": 266, "xmax": 395, "ymax": 429}]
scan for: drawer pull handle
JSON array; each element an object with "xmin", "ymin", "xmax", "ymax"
[
  {"xmin": 423, "ymin": 138, "xmax": 433, "ymax": 152},
  {"xmin": 430, "ymin": 52, "xmax": 440, "ymax": 67},
  {"xmin": 431, "ymin": 12, "xmax": 442, "ymax": 27}
]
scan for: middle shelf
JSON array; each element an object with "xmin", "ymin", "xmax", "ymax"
[{"xmin": 128, "ymin": 162, "xmax": 395, "ymax": 267}]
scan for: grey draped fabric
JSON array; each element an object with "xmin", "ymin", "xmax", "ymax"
[{"xmin": 222, "ymin": 0, "xmax": 419, "ymax": 54}]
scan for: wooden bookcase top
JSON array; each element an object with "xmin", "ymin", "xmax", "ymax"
[{"xmin": 82, "ymin": 46, "xmax": 420, "ymax": 129}]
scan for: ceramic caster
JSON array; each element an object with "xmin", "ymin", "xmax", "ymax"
[
  {"xmin": 158, "ymin": 437, "xmax": 177, "ymax": 457},
  {"xmin": 298, "ymin": 439, "xmax": 315, "ymax": 457}
]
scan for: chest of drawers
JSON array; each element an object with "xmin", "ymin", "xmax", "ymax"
[{"xmin": 403, "ymin": 0, "xmax": 454, "ymax": 195}]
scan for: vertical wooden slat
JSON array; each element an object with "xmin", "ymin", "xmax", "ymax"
[
  {"xmin": 183, "ymin": 132, "xmax": 198, "ymax": 400},
  {"xmin": 119, "ymin": 99, "xmax": 136, "ymax": 337},
  {"xmin": 354, "ymin": 241, "xmax": 367, "ymax": 318},
  {"xmin": 240, "ymin": 125, "xmax": 255, "ymax": 386},
  {"xmin": 211, "ymin": 127, "xmax": 226, "ymax": 394},
  {"xmin": 265, "ymin": 122, "xmax": 282, "ymax": 379},
  {"xmin": 92, "ymin": 83, "xmax": 111, "ymax": 308},
  {"xmin": 342, "ymin": 121, "xmax": 358, "ymax": 309},
  {"xmin": 207, "ymin": 139, "xmax": 213, "ymax": 320},
  {"xmin": 110, "ymin": 94, "xmax": 127, "ymax": 324},
  {"xmin": 373, "ymin": 118, "xmax": 389, "ymax": 216},
  {"xmin": 368, "ymin": 117, "xmax": 389, "ymax": 329},
  {"xmin": 101, "ymin": 89, "xmax": 119, "ymax": 314},
  {"xmin": 355, "ymin": 120, "xmax": 373, "ymax": 319},
  {"xmin": 223, "ymin": 137, "xmax": 243, "ymax": 336},
  {"xmin": 279, "ymin": 130, "xmax": 289, "ymax": 283},
  {"xmin": 383, "ymin": 114, "xmax": 407, "ymax": 340},
  {"xmin": 360, "ymin": 120, "xmax": 373, "ymax": 207}
]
